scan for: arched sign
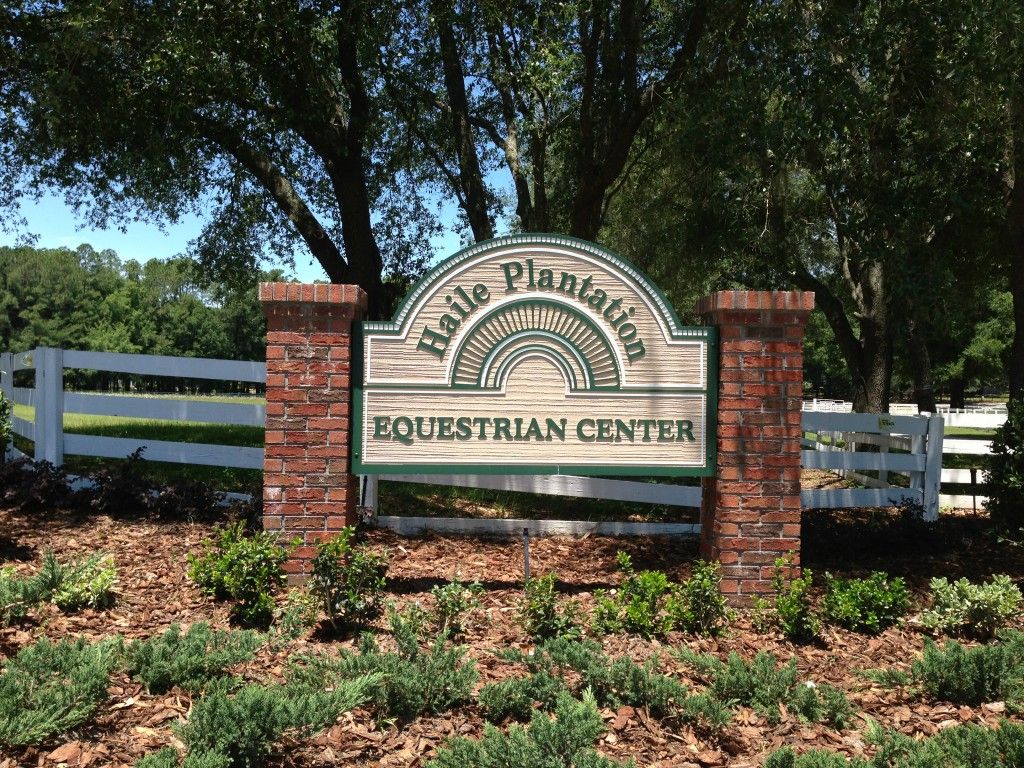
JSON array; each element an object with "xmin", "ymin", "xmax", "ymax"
[{"xmin": 352, "ymin": 235, "xmax": 716, "ymax": 476}]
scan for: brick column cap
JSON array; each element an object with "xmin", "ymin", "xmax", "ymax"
[
  {"xmin": 259, "ymin": 282, "xmax": 368, "ymax": 310},
  {"xmin": 696, "ymin": 290, "xmax": 814, "ymax": 316}
]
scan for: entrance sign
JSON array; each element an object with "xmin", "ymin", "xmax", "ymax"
[{"xmin": 353, "ymin": 235, "xmax": 716, "ymax": 476}]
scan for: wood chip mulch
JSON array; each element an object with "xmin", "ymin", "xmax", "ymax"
[{"xmin": 0, "ymin": 503, "xmax": 1021, "ymax": 768}]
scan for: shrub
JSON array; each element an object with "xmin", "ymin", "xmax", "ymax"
[
  {"xmin": 478, "ymin": 671, "xmax": 570, "ymax": 723},
  {"xmin": 291, "ymin": 611, "xmax": 477, "ymax": 720},
  {"xmin": 908, "ymin": 633, "xmax": 1024, "ymax": 707},
  {"xmin": 822, "ymin": 571, "xmax": 910, "ymax": 634},
  {"xmin": 764, "ymin": 747, "xmax": 867, "ymax": 768},
  {"xmin": 920, "ymin": 575, "xmax": 1022, "ymax": 639},
  {"xmin": 521, "ymin": 572, "xmax": 580, "ymax": 640},
  {"xmin": 308, "ymin": 526, "xmax": 387, "ymax": 630},
  {"xmin": 592, "ymin": 552, "xmax": 675, "ymax": 639},
  {"xmin": 985, "ymin": 399, "xmax": 1024, "ymax": 532},
  {"xmin": 431, "ymin": 576, "xmax": 483, "ymax": 636},
  {"xmin": 665, "ymin": 560, "xmax": 732, "ymax": 636},
  {"xmin": 124, "ymin": 623, "xmax": 263, "ymax": 694},
  {"xmin": 175, "ymin": 676, "xmax": 375, "ymax": 768},
  {"xmin": 135, "ymin": 747, "xmax": 181, "ymax": 768},
  {"xmin": 0, "ymin": 566, "xmax": 45, "ymax": 625},
  {"xmin": 271, "ymin": 588, "xmax": 320, "ymax": 642},
  {"xmin": 188, "ymin": 522, "xmax": 288, "ymax": 627},
  {"xmin": 755, "ymin": 556, "xmax": 821, "ymax": 643},
  {"xmin": 428, "ymin": 690, "xmax": 633, "ymax": 768},
  {"xmin": 674, "ymin": 649, "xmax": 853, "ymax": 729},
  {"xmin": 0, "ymin": 636, "xmax": 120, "ymax": 746},
  {"xmin": 52, "ymin": 553, "xmax": 117, "ymax": 611}
]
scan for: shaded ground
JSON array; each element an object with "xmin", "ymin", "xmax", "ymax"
[{"xmin": 0, "ymin": 499, "xmax": 1022, "ymax": 768}]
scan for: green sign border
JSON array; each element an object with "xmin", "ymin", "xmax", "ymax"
[{"xmin": 351, "ymin": 234, "xmax": 718, "ymax": 477}]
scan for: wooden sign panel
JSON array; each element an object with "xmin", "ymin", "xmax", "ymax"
[{"xmin": 353, "ymin": 235, "xmax": 716, "ymax": 476}]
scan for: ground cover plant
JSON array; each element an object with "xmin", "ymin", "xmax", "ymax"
[
  {"xmin": 0, "ymin": 496, "xmax": 1022, "ymax": 766},
  {"xmin": 521, "ymin": 571, "xmax": 581, "ymax": 640},
  {"xmin": 822, "ymin": 571, "xmax": 910, "ymax": 634},
  {"xmin": 308, "ymin": 525, "xmax": 388, "ymax": 630},
  {"xmin": 754, "ymin": 556, "xmax": 822, "ymax": 643},
  {"xmin": 123, "ymin": 622, "xmax": 263, "ymax": 694},
  {"xmin": 0, "ymin": 636, "xmax": 120, "ymax": 747}
]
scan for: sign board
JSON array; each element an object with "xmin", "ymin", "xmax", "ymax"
[{"xmin": 353, "ymin": 235, "xmax": 716, "ymax": 476}]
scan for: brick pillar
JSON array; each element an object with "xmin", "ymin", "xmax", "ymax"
[
  {"xmin": 697, "ymin": 291, "xmax": 814, "ymax": 605},
  {"xmin": 259, "ymin": 283, "xmax": 367, "ymax": 581}
]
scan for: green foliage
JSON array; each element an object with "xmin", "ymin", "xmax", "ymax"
[
  {"xmin": 665, "ymin": 560, "xmax": 732, "ymax": 636},
  {"xmin": 985, "ymin": 400, "xmax": 1024, "ymax": 533},
  {"xmin": 0, "ymin": 636, "xmax": 120, "ymax": 746},
  {"xmin": 593, "ymin": 555, "xmax": 732, "ymax": 639},
  {"xmin": 674, "ymin": 649, "xmax": 853, "ymax": 729},
  {"xmin": 908, "ymin": 633, "xmax": 1024, "ymax": 707},
  {"xmin": 52, "ymin": 553, "xmax": 117, "ymax": 611},
  {"xmin": 493, "ymin": 637, "xmax": 729, "ymax": 727},
  {"xmin": 920, "ymin": 575, "xmax": 1022, "ymax": 639},
  {"xmin": 756, "ymin": 557, "xmax": 821, "ymax": 643},
  {"xmin": 175, "ymin": 676, "xmax": 376, "ymax": 768},
  {"xmin": 308, "ymin": 526, "xmax": 388, "ymax": 630},
  {"xmin": 135, "ymin": 747, "xmax": 182, "ymax": 768},
  {"xmin": 821, "ymin": 572, "xmax": 910, "ymax": 635},
  {"xmin": 187, "ymin": 522, "xmax": 287, "ymax": 628},
  {"xmin": 0, "ymin": 565, "xmax": 46, "ymax": 625},
  {"xmin": 765, "ymin": 719, "xmax": 1024, "ymax": 768},
  {"xmin": 271, "ymin": 588, "xmax": 320, "ymax": 642},
  {"xmin": 429, "ymin": 690, "xmax": 634, "ymax": 768},
  {"xmin": 521, "ymin": 572, "xmax": 580, "ymax": 640},
  {"xmin": 291, "ymin": 611, "xmax": 477, "ymax": 720},
  {"xmin": 123, "ymin": 623, "xmax": 263, "ymax": 694},
  {"xmin": 431, "ymin": 577, "xmax": 483, "ymax": 636}
]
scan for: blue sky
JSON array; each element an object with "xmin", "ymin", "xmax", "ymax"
[{"xmin": 3, "ymin": 191, "xmax": 465, "ymax": 283}]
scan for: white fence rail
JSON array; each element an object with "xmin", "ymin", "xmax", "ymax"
[
  {"xmin": 0, "ymin": 346, "xmax": 995, "ymax": 532},
  {"xmin": 0, "ymin": 347, "xmax": 265, "ymax": 469}
]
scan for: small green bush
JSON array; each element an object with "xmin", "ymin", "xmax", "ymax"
[
  {"xmin": 175, "ymin": 677, "xmax": 375, "ymax": 768},
  {"xmin": 308, "ymin": 526, "xmax": 387, "ymax": 630},
  {"xmin": 271, "ymin": 587, "xmax": 320, "ymax": 642},
  {"xmin": 908, "ymin": 633, "xmax": 1024, "ymax": 707},
  {"xmin": 0, "ymin": 636, "xmax": 120, "ymax": 746},
  {"xmin": 665, "ymin": 560, "xmax": 732, "ymax": 636},
  {"xmin": 521, "ymin": 572, "xmax": 580, "ymax": 640},
  {"xmin": 755, "ymin": 556, "xmax": 821, "ymax": 643},
  {"xmin": 291, "ymin": 611, "xmax": 477, "ymax": 720},
  {"xmin": 674, "ymin": 648, "xmax": 853, "ymax": 728},
  {"xmin": 1, "ymin": 551, "xmax": 83, "ymax": 624},
  {"xmin": 479, "ymin": 671, "xmax": 569, "ymax": 723},
  {"xmin": 592, "ymin": 552, "xmax": 674, "ymax": 639},
  {"xmin": 52, "ymin": 553, "xmax": 117, "ymax": 611},
  {"xmin": 124, "ymin": 623, "xmax": 263, "ymax": 694},
  {"xmin": 135, "ymin": 747, "xmax": 182, "ymax": 768},
  {"xmin": 822, "ymin": 571, "xmax": 910, "ymax": 634},
  {"xmin": 765, "ymin": 719, "xmax": 1024, "ymax": 768},
  {"xmin": 431, "ymin": 576, "xmax": 483, "ymax": 636},
  {"xmin": 188, "ymin": 522, "xmax": 288, "ymax": 627},
  {"xmin": 985, "ymin": 399, "xmax": 1024, "ymax": 532},
  {"xmin": 429, "ymin": 690, "xmax": 633, "ymax": 768},
  {"xmin": 920, "ymin": 575, "xmax": 1022, "ymax": 639}
]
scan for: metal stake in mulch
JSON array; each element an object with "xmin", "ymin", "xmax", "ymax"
[{"xmin": 523, "ymin": 526, "xmax": 531, "ymax": 584}]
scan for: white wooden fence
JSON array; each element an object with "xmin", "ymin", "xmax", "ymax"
[
  {"xmin": 0, "ymin": 346, "xmax": 982, "ymax": 533},
  {"xmin": 0, "ymin": 347, "xmax": 265, "ymax": 469}
]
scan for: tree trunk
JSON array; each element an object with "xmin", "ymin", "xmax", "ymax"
[
  {"xmin": 907, "ymin": 317, "xmax": 937, "ymax": 413},
  {"xmin": 1008, "ymin": 88, "xmax": 1024, "ymax": 402},
  {"xmin": 950, "ymin": 375, "xmax": 966, "ymax": 409}
]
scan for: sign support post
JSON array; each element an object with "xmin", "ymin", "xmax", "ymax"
[
  {"xmin": 260, "ymin": 283, "xmax": 367, "ymax": 582},
  {"xmin": 697, "ymin": 290, "xmax": 814, "ymax": 605}
]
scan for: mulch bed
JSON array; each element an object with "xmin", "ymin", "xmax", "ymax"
[{"xmin": 0, "ymin": 501, "xmax": 1022, "ymax": 768}]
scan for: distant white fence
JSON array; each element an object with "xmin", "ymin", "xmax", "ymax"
[
  {"xmin": 0, "ymin": 346, "xmax": 990, "ymax": 533},
  {"xmin": 0, "ymin": 347, "xmax": 265, "ymax": 469}
]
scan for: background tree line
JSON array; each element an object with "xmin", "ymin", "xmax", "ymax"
[
  {"xmin": 2, "ymin": 0, "xmax": 1021, "ymax": 410},
  {"xmin": 0, "ymin": 244, "xmax": 274, "ymax": 391}
]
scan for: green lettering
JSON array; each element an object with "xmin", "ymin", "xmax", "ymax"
[
  {"xmin": 614, "ymin": 419, "xmax": 635, "ymax": 442},
  {"xmin": 455, "ymin": 417, "xmax": 473, "ymax": 440},
  {"xmin": 587, "ymin": 288, "xmax": 607, "ymax": 311},
  {"xmin": 437, "ymin": 416, "xmax": 455, "ymax": 439},
  {"xmin": 538, "ymin": 268, "xmax": 554, "ymax": 289},
  {"xmin": 473, "ymin": 416, "xmax": 490, "ymax": 439},
  {"xmin": 596, "ymin": 419, "xmax": 613, "ymax": 441},
  {"xmin": 577, "ymin": 419, "xmax": 596, "ymax": 442},
  {"xmin": 501, "ymin": 261, "xmax": 523, "ymax": 291},
  {"xmin": 524, "ymin": 418, "xmax": 543, "ymax": 440},
  {"xmin": 557, "ymin": 271, "xmax": 577, "ymax": 295},
  {"xmin": 545, "ymin": 418, "xmax": 567, "ymax": 441},
  {"xmin": 657, "ymin": 420, "xmax": 674, "ymax": 441},
  {"xmin": 439, "ymin": 313, "xmax": 460, "ymax": 334},
  {"xmin": 676, "ymin": 419, "xmax": 695, "ymax": 441},
  {"xmin": 392, "ymin": 416, "xmax": 414, "ymax": 445},
  {"xmin": 416, "ymin": 327, "xmax": 448, "ymax": 358},
  {"xmin": 639, "ymin": 419, "xmax": 656, "ymax": 441},
  {"xmin": 473, "ymin": 283, "xmax": 490, "ymax": 303},
  {"xmin": 493, "ymin": 418, "xmax": 513, "ymax": 440},
  {"xmin": 373, "ymin": 416, "xmax": 391, "ymax": 438}
]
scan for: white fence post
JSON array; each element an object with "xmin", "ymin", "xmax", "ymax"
[
  {"xmin": 34, "ymin": 346, "xmax": 64, "ymax": 466},
  {"xmin": 923, "ymin": 414, "xmax": 944, "ymax": 521}
]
